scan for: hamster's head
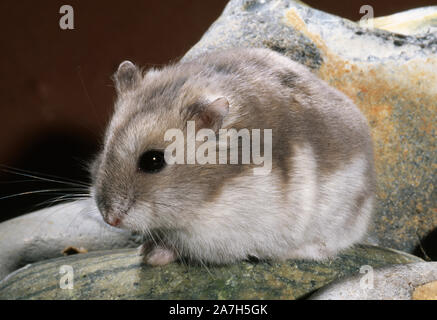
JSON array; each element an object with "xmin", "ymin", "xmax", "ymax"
[{"xmin": 90, "ymin": 60, "xmax": 231, "ymax": 233}]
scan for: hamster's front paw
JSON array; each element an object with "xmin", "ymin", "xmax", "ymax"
[{"xmin": 139, "ymin": 242, "xmax": 177, "ymax": 266}]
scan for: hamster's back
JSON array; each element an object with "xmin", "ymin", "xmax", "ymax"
[{"xmin": 178, "ymin": 48, "xmax": 376, "ymax": 261}]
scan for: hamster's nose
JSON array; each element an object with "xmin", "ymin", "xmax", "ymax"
[{"xmin": 106, "ymin": 216, "xmax": 122, "ymax": 227}]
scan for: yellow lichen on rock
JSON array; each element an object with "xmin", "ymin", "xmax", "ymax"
[
  {"xmin": 412, "ymin": 280, "xmax": 437, "ymax": 300},
  {"xmin": 361, "ymin": 6, "xmax": 437, "ymax": 36}
]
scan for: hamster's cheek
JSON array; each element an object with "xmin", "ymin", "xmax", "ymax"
[
  {"xmin": 122, "ymin": 207, "xmax": 155, "ymax": 232},
  {"xmin": 120, "ymin": 217, "xmax": 147, "ymax": 233},
  {"xmin": 89, "ymin": 154, "xmax": 103, "ymax": 180}
]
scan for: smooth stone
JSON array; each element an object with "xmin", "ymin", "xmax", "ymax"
[
  {"xmin": 0, "ymin": 199, "xmax": 142, "ymax": 280},
  {"xmin": 0, "ymin": 245, "xmax": 422, "ymax": 300},
  {"xmin": 184, "ymin": 0, "xmax": 437, "ymax": 255},
  {"xmin": 310, "ymin": 262, "xmax": 437, "ymax": 300}
]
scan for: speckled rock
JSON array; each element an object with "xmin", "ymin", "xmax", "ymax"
[
  {"xmin": 0, "ymin": 245, "xmax": 422, "ymax": 300},
  {"xmin": 310, "ymin": 262, "xmax": 437, "ymax": 300},
  {"xmin": 184, "ymin": 0, "xmax": 437, "ymax": 254}
]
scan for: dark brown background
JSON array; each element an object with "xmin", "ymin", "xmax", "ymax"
[{"xmin": 0, "ymin": 0, "xmax": 435, "ymax": 222}]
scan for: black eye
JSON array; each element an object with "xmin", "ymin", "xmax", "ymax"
[{"xmin": 138, "ymin": 150, "xmax": 166, "ymax": 173}]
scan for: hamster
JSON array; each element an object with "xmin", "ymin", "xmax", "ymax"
[{"xmin": 90, "ymin": 48, "xmax": 376, "ymax": 266}]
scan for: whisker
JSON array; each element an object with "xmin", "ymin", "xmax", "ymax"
[
  {"xmin": 0, "ymin": 188, "xmax": 88, "ymax": 201},
  {"xmin": 0, "ymin": 179, "xmax": 44, "ymax": 184},
  {"xmin": 0, "ymin": 165, "xmax": 90, "ymax": 188},
  {"xmin": 34, "ymin": 193, "xmax": 90, "ymax": 207},
  {"xmin": 1, "ymin": 169, "xmax": 89, "ymax": 188}
]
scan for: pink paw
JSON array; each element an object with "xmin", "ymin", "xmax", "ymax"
[{"xmin": 140, "ymin": 243, "xmax": 177, "ymax": 266}]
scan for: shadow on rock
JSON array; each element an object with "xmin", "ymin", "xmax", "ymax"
[{"xmin": 413, "ymin": 228, "xmax": 437, "ymax": 261}]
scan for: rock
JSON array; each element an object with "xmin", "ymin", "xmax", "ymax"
[
  {"xmin": 0, "ymin": 0, "xmax": 435, "ymax": 285},
  {"xmin": 362, "ymin": 6, "xmax": 437, "ymax": 36},
  {"xmin": 310, "ymin": 262, "xmax": 437, "ymax": 300},
  {"xmin": 0, "ymin": 199, "xmax": 142, "ymax": 280},
  {"xmin": 184, "ymin": 0, "xmax": 437, "ymax": 255},
  {"xmin": 412, "ymin": 280, "xmax": 437, "ymax": 300},
  {"xmin": 0, "ymin": 245, "xmax": 422, "ymax": 300}
]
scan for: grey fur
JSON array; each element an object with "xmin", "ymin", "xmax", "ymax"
[{"xmin": 91, "ymin": 48, "xmax": 376, "ymax": 265}]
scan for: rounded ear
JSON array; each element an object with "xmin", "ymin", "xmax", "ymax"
[
  {"xmin": 186, "ymin": 97, "xmax": 229, "ymax": 132},
  {"xmin": 113, "ymin": 60, "xmax": 140, "ymax": 94}
]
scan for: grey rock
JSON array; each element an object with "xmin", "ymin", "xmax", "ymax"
[
  {"xmin": 0, "ymin": 200, "xmax": 142, "ymax": 280},
  {"xmin": 310, "ymin": 262, "xmax": 437, "ymax": 300},
  {"xmin": 0, "ymin": 245, "xmax": 422, "ymax": 300}
]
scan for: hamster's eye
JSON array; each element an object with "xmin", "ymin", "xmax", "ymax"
[{"xmin": 138, "ymin": 150, "xmax": 166, "ymax": 173}]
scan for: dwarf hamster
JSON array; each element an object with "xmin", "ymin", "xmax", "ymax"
[{"xmin": 90, "ymin": 48, "xmax": 376, "ymax": 266}]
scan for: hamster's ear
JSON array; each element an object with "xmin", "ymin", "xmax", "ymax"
[
  {"xmin": 186, "ymin": 97, "xmax": 229, "ymax": 132},
  {"xmin": 113, "ymin": 60, "xmax": 140, "ymax": 94}
]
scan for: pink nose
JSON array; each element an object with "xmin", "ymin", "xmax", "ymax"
[{"xmin": 107, "ymin": 217, "xmax": 121, "ymax": 227}]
